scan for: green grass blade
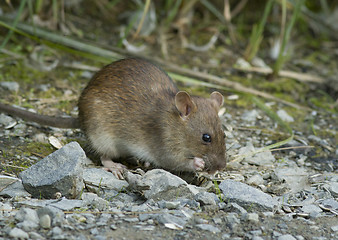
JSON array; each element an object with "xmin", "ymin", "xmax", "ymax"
[{"xmin": 0, "ymin": 0, "xmax": 27, "ymax": 50}]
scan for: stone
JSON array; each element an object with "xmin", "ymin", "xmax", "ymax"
[
  {"xmin": 142, "ymin": 169, "xmax": 201, "ymax": 201},
  {"xmin": 320, "ymin": 199, "xmax": 338, "ymax": 211},
  {"xmin": 19, "ymin": 142, "xmax": 85, "ymax": 199},
  {"xmin": 83, "ymin": 168, "xmax": 129, "ymax": 192},
  {"xmin": 277, "ymin": 109, "xmax": 294, "ymax": 122},
  {"xmin": 156, "ymin": 213, "xmax": 187, "ymax": 229},
  {"xmin": 275, "ymin": 166, "xmax": 309, "ymax": 193},
  {"xmin": 0, "ymin": 81, "xmax": 20, "ymax": 92},
  {"xmin": 17, "ymin": 220, "xmax": 39, "ymax": 231},
  {"xmin": 325, "ymin": 182, "xmax": 338, "ymax": 198},
  {"xmin": 50, "ymin": 226, "xmax": 63, "ymax": 237},
  {"xmin": 49, "ymin": 198, "xmax": 83, "ymax": 211},
  {"xmin": 196, "ymin": 224, "xmax": 221, "ymax": 233},
  {"xmin": 224, "ymin": 202, "xmax": 247, "ymax": 214},
  {"xmin": 0, "ymin": 178, "xmax": 31, "ymax": 198},
  {"xmin": 331, "ymin": 225, "xmax": 338, "ymax": 232},
  {"xmin": 29, "ymin": 231, "xmax": 45, "ymax": 239},
  {"xmin": 243, "ymin": 213, "xmax": 259, "ymax": 223},
  {"xmin": 225, "ymin": 213, "xmax": 240, "ymax": 225},
  {"xmin": 246, "ymin": 174, "xmax": 264, "ymax": 186},
  {"xmin": 301, "ymin": 204, "xmax": 323, "ymax": 214},
  {"xmin": 39, "ymin": 214, "xmax": 51, "ymax": 229},
  {"xmin": 241, "ymin": 110, "xmax": 260, "ymax": 122},
  {"xmin": 219, "ymin": 180, "xmax": 279, "ymax": 211},
  {"xmin": 0, "ymin": 114, "xmax": 16, "ymax": 128},
  {"xmin": 194, "ymin": 192, "xmax": 217, "ymax": 206},
  {"xmin": 158, "ymin": 200, "xmax": 181, "ymax": 210},
  {"xmin": 81, "ymin": 193, "xmax": 109, "ymax": 211},
  {"xmin": 278, "ymin": 234, "xmax": 297, "ymax": 240},
  {"xmin": 123, "ymin": 170, "xmax": 150, "ymax": 192},
  {"xmin": 239, "ymin": 143, "xmax": 275, "ymax": 166},
  {"xmin": 8, "ymin": 227, "xmax": 29, "ymax": 239},
  {"xmin": 36, "ymin": 206, "xmax": 65, "ymax": 225},
  {"xmin": 15, "ymin": 208, "xmax": 39, "ymax": 224}
]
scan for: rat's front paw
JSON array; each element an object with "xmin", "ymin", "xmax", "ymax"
[
  {"xmin": 193, "ymin": 157, "xmax": 205, "ymax": 171},
  {"xmin": 101, "ymin": 156, "xmax": 127, "ymax": 179},
  {"xmin": 103, "ymin": 164, "xmax": 126, "ymax": 179}
]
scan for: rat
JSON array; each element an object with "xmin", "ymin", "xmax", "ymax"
[{"xmin": 0, "ymin": 58, "xmax": 226, "ymax": 178}]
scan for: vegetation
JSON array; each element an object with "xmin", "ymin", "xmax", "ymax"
[{"xmin": 0, "ymin": 0, "xmax": 337, "ymax": 174}]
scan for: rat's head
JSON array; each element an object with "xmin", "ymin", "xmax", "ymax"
[{"xmin": 166, "ymin": 91, "xmax": 226, "ymax": 173}]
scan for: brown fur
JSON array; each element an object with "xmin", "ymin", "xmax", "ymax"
[{"xmin": 78, "ymin": 58, "xmax": 226, "ymax": 172}]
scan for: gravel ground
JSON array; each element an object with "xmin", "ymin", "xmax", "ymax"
[{"xmin": 0, "ymin": 82, "xmax": 337, "ymax": 240}]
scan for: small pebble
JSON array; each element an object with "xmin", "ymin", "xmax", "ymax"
[
  {"xmin": 9, "ymin": 227, "xmax": 29, "ymax": 239},
  {"xmin": 39, "ymin": 214, "xmax": 51, "ymax": 229}
]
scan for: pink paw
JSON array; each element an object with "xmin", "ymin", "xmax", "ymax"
[
  {"xmin": 101, "ymin": 157, "xmax": 127, "ymax": 179},
  {"xmin": 193, "ymin": 157, "xmax": 205, "ymax": 171}
]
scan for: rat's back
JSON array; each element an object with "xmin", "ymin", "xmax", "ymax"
[{"xmin": 78, "ymin": 58, "xmax": 178, "ymax": 159}]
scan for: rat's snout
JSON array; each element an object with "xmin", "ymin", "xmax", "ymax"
[{"xmin": 205, "ymin": 154, "xmax": 227, "ymax": 173}]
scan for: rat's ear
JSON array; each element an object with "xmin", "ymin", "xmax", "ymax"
[
  {"xmin": 210, "ymin": 91, "xmax": 224, "ymax": 109},
  {"xmin": 175, "ymin": 91, "xmax": 196, "ymax": 119}
]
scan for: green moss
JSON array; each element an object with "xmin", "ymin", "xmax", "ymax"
[{"xmin": 25, "ymin": 142, "xmax": 55, "ymax": 157}]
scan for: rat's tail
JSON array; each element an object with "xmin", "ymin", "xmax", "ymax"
[{"xmin": 0, "ymin": 103, "xmax": 80, "ymax": 129}]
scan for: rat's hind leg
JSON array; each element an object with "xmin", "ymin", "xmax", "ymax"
[{"xmin": 101, "ymin": 156, "xmax": 127, "ymax": 179}]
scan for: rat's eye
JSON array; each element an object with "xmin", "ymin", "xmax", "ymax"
[{"xmin": 202, "ymin": 133, "xmax": 211, "ymax": 143}]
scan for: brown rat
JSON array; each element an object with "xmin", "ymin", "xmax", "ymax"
[{"xmin": 0, "ymin": 58, "xmax": 226, "ymax": 178}]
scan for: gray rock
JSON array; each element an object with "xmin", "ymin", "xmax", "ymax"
[
  {"xmin": 50, "ymin": 226, "xmax": 63, "ymax": 237},
  {"xmin": 275, "ymin": 166, "xmax": 309, "ymax": 193},
  {"xmin": 139, "ymin": 213, "xmax": 156, "ymax": 222},
  {"xmin": 81, "ymin": 192, "xmax": 109, "ymax": 211},
  {"xmin": 142, "ymin": 169, "xmax": 200, "ymax": 201},
  {"xmin": 278, "ymin": 234, "xmax": 297, "ymax": 240},
  {"xmin": 158, "ymin": 200, "xmax": 181, "ymax": 209},
  {"xmin": 0, "ymin": 114, "xmax": 16, "ymax": 127},
  {"xmin": 0, "ymin": 202, "xmax": 12, "ymax": 213},
  {"xmin": 194, "ymin": 192, "xmax": 217, "ymax": 206},
  {"xmin": 110, "ymin": 224, "xmax": 117, "ymax": 230},
  {"xmin": 320, "ymin": 199, "xmax": 338, "ymax": 211},
  {"xmin": 242, "ymin": 213, "xmax": 259, "ymax": 223},
  {"xmin": 37, "ymin": 206, "xmax": 65, "ymax": 225},
  {"xmin": 246, "ymin": 174, "xmax": 264, "ymax": 186},
  {"xmin": 16, "ymin": 199, "xmax": 54, "ymax": 209},
  {"xmin": 250, "ymin": 230, "xmax": 263, "ymax": 236},
  {"xmin": 225, "ymin": 213, "xmax": 240, "ymax": 224},
  {"xmin": 196, "ymin": 224, "xmax": 221, "ymax": 233},
  {"xmin": 213, "ymin": 217, "xmax": 222, "ymax": 224},
  {"xmin": 224, "ymin": 202, "xmax": 247, "ymax": 214},
  {"xmin": 83, "ymin": 168, "xmax": 129, "ymax": 192},
  {"xmin": 0, "ymin": 81, "xmax": 20, "ymax": 92},
  {"xmin": 241, "ymin": 109, "xmax": 260, "ymax": 122},
  {"xmin": 277, "ymin": 109, "xmax": 294, "ymax": 122},
  {"xmin": 39, "ymin": 214, "xmax": 51, "ymax": 229},
  {"xmin": 8, "ymin": 227, "xmax": 29, "ymax": 239},
  {"xmin": 252, "ymin": 237, "xmax": 265, "ymax": 240},
  {"xmin": 324, "ymin": 182, "xmax": 338, "ymax": 198},
  {"xmin": 19, "ymin": 142, "xmax": 85, "ymax": 199},
  {"xmin": 29, "ymin": 231, "xmax": 45, "ymax": 239},
  {"xmin": 239, "ymin": 143, "xmax": 275, "ymax": 166},
  {"xmin": 17, "ymin": 220, "xmax": 39, "ymax": 231},
  {"xmin": 0, "ymin": 178, "xmax": 31, "ymax": 198},
  {"xmin": 49, "ymin": 198, "xmax": 83, "ymax": 211},
  {"xmin": 219, "ymin": 180, "xmax": 278, "ymax": 211},
  {"xmin": 15, "ymin": 208, "xmax": 39, "ymax": 224},
  {"xmin": 331, "ymin": 225, "xmax": 338, "ymax": 232},
  {"xmin": 123, "ymin": 170, "xmax": 150, "ymax": 192},
  {"xmin": 156, "ymin": 213, "xmax": 188, "ymax": 228},
  {"xmin": 301, "ymin": 204, "xmax": 323, "ymax": 214}
]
